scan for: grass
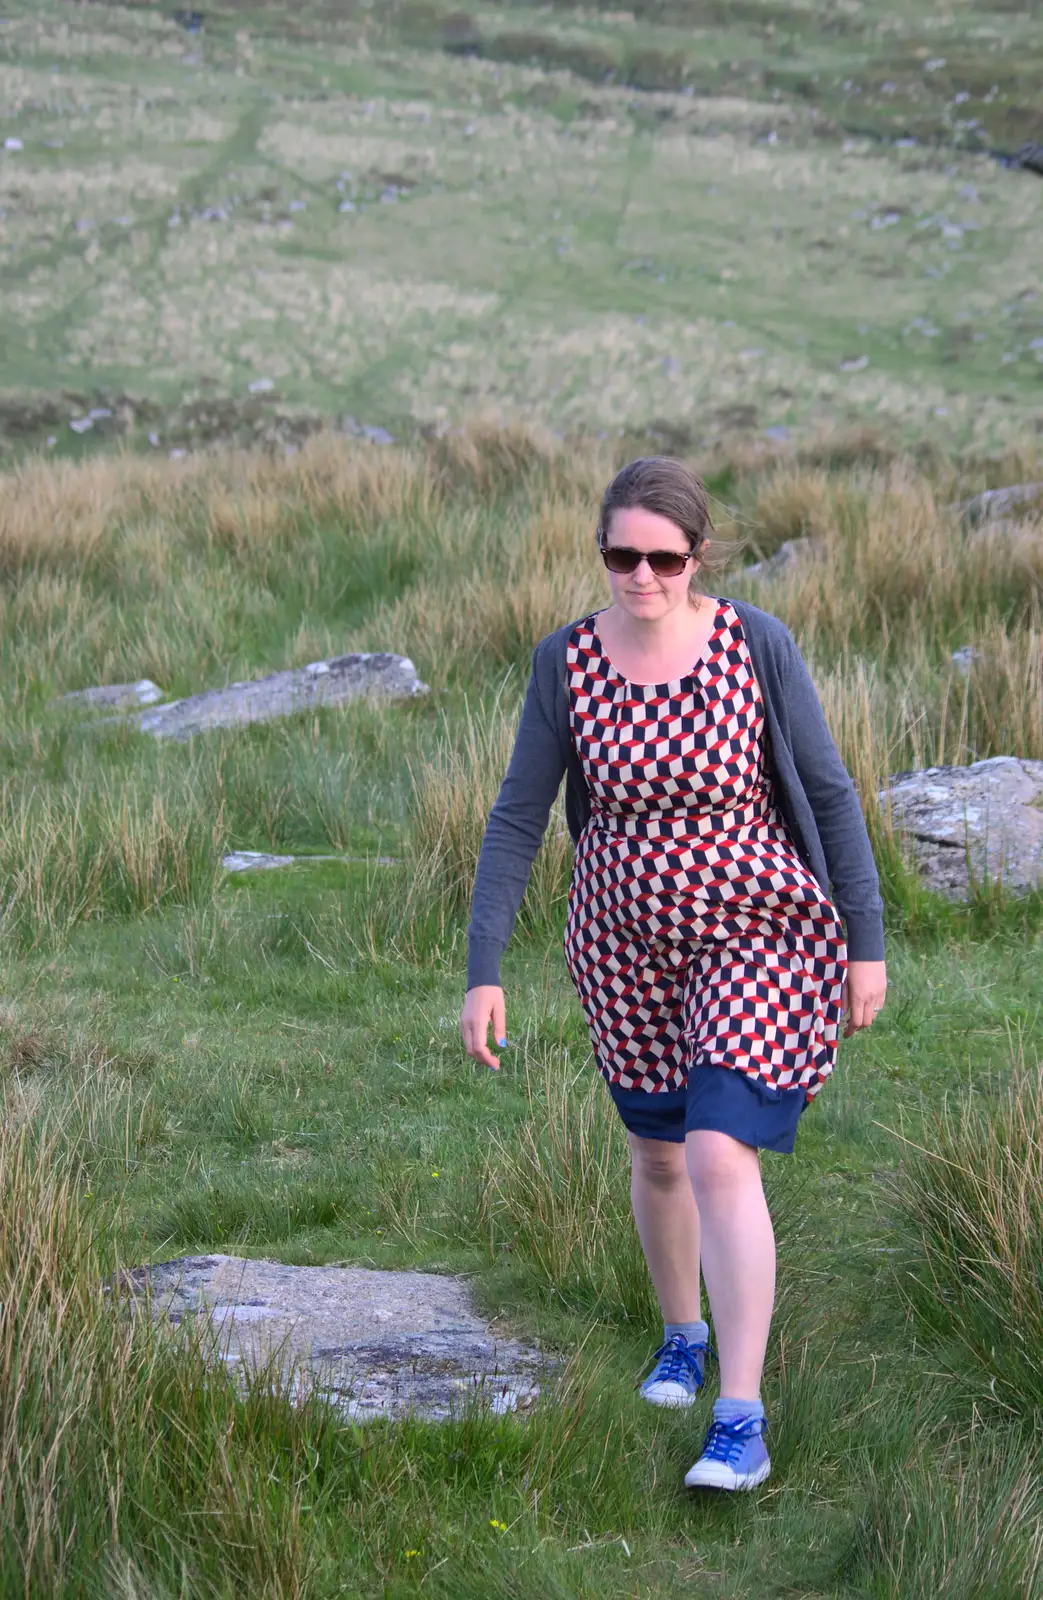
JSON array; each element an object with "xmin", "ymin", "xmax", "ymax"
[
  {"xmin": 1, "ymin": 0, "xmax": 1042, "ymax": 1586},
  {"xmin": 0, "ymin": 0, "xmax": 1041, "ymax": 463},
  {"xmin": 1, "ymin": 420, "xmax": 1043, "ymax": 1593}
]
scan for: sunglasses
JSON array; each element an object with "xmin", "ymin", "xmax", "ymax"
[{"xmin": 597, "ymin": 537, "xmax": 698, "ymax": 578}]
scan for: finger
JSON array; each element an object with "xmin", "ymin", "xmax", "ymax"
[
  {"xmin": 493, "ymin": 994, "xmax": 507, "ymax": 1050},
  {"xmin": 471, "ymin": 1007, "xmax": 500, "ymax": 1072}
]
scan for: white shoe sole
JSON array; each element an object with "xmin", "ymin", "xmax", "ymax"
[
  {"xmin": 640, "ymin": 1384, "xmax": 699, "ymax": 1409},
  {"xmin": 684, "ymin": 1457, "xmax": 771, "ymax": 1491}
]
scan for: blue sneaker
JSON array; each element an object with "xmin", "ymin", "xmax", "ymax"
[
  {"xmin": 684, "ymin": 1414, "xmax": 770, "ymax": 1490},
  {"xmin": 639, "ymin": 1335, "xmax": 708, "ymax": 1409}
]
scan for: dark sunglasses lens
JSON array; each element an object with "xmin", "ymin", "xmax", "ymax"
[
  {"xmin": 602, "ymin": 548, "xmax": 640, "ymax": 574},
  {"xmin": 602, "ymin": 547, "xmax": 687, "ymax": 577},
  {"xmin": 648, "ymin": 552, "xmax": 688, "ymax": 577}
]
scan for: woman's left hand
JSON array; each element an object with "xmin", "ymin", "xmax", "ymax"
[{"xmin": 841, "ymin": 960, "xmax": 887, "ymax": 1037}]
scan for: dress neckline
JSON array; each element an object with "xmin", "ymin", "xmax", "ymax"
[{"xmin": 588, "ymin": 600, "xmax": 725, "ymax": 693}]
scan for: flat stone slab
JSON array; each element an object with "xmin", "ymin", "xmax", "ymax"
[
  {"xmin": 954, "ymin": 482, "xmax": 1043, "ymax": 525},
  {"xmin": 121, "ymin": 1255, "xmax": 547, "ymax": 1423},
  {"xmin": 880, "ymin": 756, "xmax": 1043, "ymax": 899},
  {"xmin": 114, "ymin": 653, "xmax": 427, "ymax": 741},
  {"xmin": 57, "ymin": 678, "xmax": 165, "ymax": 710},
  {"xmin": 222, "ymin": 851, "xmax": 400, "ymax": 872}
]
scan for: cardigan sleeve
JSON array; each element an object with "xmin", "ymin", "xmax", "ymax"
[
  {"xmin": 465, "ymin": 647, "xmax": 568, "ymax": 989},
  {"xmin": 779, "ymin": 633, "xmax": 886, "ymax": 962}
]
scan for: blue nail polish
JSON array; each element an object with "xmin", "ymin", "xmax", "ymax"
[{"xmin": 497, "ymin": 1038, "xmax": 508, "ymax": 1048}]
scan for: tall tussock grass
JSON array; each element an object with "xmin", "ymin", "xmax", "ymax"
[
  {"xmin": 891, "ymin": 1039, "xmax": 1043, "ymax": 1415},
  {"xmin": 0, "ymin": 774, "xmax": 225, "ymax": 949},
  {"xmin": 0, "ymin": 1096, "xmax": 323, "ymax": 1596},
  {"xmin": 344, "ymin": 687, "xmax": 572, "ymax": 968},
  {"xmin": 3, "ymin": 423, "xmax": 1042, "ymax": 959},
  {"xmin": 479, "ymin": 1036, "xmax": 659, "ymax": 1329},
  {"xmin": 845, "ymin": 1428, "xmax": 1043, "ymax": 1599}
]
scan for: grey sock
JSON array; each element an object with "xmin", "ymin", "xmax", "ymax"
[
  {"xmin": 714, "ymin": 1395, "xmax": 765, "ymax": 1423},
  {"xmin": 664, "ymin": 1319, "xmax": 709, "ymax": 1349}
]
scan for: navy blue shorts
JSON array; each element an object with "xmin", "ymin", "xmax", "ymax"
[{"xmin": 608, "ymin": 1065, "xmax": 809, "ymax": 1153}]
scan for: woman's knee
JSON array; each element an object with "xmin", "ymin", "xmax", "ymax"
[
  {"xmin": 628, "ymin": 1132, "xmax": 688, "ymax": 1191},
  {"xmin": 685, "ymin": 1128, "xmax": 761, "ymax": 1199}
]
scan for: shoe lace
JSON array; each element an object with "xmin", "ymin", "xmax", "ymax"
[
  {"xmin": 700, "ymin": 1416, "xmax": 768, "ymax": 1464},
  {"xmin": 649, "ymin": 1335, "xmax": 709, "ymax": 1385}
]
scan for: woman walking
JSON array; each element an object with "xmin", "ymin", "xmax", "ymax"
[{"xmin": 460, "ymin": 457, "xmax": 886, "ymax": 1492}]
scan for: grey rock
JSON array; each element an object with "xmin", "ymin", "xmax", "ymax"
[
  {"xmin": 119, "ymin": 1255, "xmax": 548, "ymax": 1423},
  {"xmin": 950, "ymin": 645, "xmax": 983, "ymax": 675},
  {"xmin": 1011, "ymin": 142, "xmax": 1043, "ymax": 177},
  {"xmin": 954, "ymin": 483, "xmax": 1043, "ymax": 525},
  {"xmin": 58, "ymin": 678, "xmax": 164, "ymax": 710},
  {"xmin": 222, "ymin": 850, "xmax": 400, "ymax": 872},
  {"xmin": 119, "ymin": 653, "xmax": 427, "ymax": 741},
  {"xmin": 744, "ymin": 538, "xmax": 821, "ymax": 580},
  {"xmin": 879, "ymin": 757, "xmax": 1043, "ymax": 899},
  {"xmin": 222, "ymin": 851, "xmax": 299, "ymax": 872}
]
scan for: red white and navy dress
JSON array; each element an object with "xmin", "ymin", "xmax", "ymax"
[{"xmin": 562, "ymin": 601, "xmax": 847, "ymax": 1150}]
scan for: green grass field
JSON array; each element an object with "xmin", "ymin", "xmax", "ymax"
[
  {"xmin": 2, "ymin": 1, "xmax": 1043, "ymax": 1594},
  {"xmin": 0, "ymin": 0, "xmax": 1040, "ymax": 461},
  {"xmin": 2, "ymin": 426, "xmax": 1043, "ymax": 1595}
]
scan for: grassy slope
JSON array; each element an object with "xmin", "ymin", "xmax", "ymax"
[
  {"xmin": 2, "ymin": 432, "xmax": 1043, "ymax": 1594},
  {"xmin": 0, "ymin": 0, "xmax": 1040, "ymax": 463}
]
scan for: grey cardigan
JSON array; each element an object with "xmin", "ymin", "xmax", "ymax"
[{"xmin": 466, "ymin": 597, "xmax": 885, "ymax": 989}]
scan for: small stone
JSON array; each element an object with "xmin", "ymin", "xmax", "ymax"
[
  {"xmin": 69, "ymin": 418, "xmax": 93, "ymax": 434},
  {"xmin": 955, "ymin": 482, "xmax": 1043, "ymax": 525},
  {"xmin": 4, "ymin": 136, "xmax": 23, "ymax": 151},
  {"xmin": 840, "ymin": 354, "xmax": 870, "ymax": 372},
  {"xmin": 57, "ymin": 679, "xmax": 165, "ymax": 711},
  {"xmin": 744, "ymin": 538, "xmax": 821, "ymax": 579},
  {"xmin": 247, "ymin": 377, "xmax": 274, "ymax": 393},
  {"xmin": 950, "ymin": 645, "xmax": 982, "ymax": 674},
  {"xmin": 222, "ymin": 851, "xmax": 298, "ymax": 873}
]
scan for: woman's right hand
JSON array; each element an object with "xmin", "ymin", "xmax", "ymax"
[{"xmin": 460, "ymin": 985, "xmax": 507, "ymax": 1072}]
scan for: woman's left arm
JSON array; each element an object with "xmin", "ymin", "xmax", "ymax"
[{"xmin": 780, "ymin": 632, "xmax": 886, "ymax": 1034}]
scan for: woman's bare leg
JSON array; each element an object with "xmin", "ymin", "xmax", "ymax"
[
  {"xmin": 686, "ymin": 1129, "xmax": 775, "ymax": 1400},
  {"xmin": 627, "ymin": 1132, "xmax": 702, "ymax": 1323}
]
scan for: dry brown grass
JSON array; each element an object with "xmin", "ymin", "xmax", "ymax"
[
  {"xmin": 405, "ymin": 689, "xmax": 572, "ymax": 938},
  {"xmin": 4, "ymin": 423, "xmax": 1041, "ymax": 948}
]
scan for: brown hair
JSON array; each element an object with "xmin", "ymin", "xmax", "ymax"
[{"xmin": 597, "ymin": 456, "xmax": 738, "ymax": 601}]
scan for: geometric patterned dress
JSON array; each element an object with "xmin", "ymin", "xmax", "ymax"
[{"xmin": 562, "ymin": 601, "xmax": 847, "ymax": 1102}]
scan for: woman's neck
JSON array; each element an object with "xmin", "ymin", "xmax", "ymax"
[{"xmin": 608, "ymin": 595, "xmax": 709, "ymax": 652}]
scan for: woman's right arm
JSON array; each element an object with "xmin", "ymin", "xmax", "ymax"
[{"xmin": 461, "ymin": 648, "xmax": 567, "ymax": 1068}]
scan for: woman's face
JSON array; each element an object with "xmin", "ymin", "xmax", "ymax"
[{"xmin": 602, "ymin": 505, "xmax": 699, "ymax": 622}]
